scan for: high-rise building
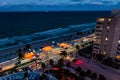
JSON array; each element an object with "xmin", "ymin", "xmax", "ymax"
[{"xmin": 93, "ymin": 10, "xmax": 120, "ymax": 59}]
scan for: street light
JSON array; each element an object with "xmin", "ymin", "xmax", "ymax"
[{"xmin": 52, "ymin": 41, "xmax": 55, "ymax": 47}]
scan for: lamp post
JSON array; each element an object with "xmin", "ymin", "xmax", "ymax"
[
  {"xmin": 35, "ymin": 55, "xmax": 39, "ymax": 70},
  {"xmin": 52, "ymin": 41, "xmax": 55, "ymax": 47}
]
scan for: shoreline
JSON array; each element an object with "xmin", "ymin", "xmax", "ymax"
[
  {"xmin": 0, "ymin": 22, "xmax": 95, "ymax": 50},
  {"xmin": 0, "ymin": 31, "xmax": 92, "ymax": 53}
]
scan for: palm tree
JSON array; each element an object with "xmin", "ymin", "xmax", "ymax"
[
  {"xmin": 40, "ymin": 73, "xmax": 47, "ymax": 80},
  {"xmin": 41, "ymin": 62, "xmax": 46, "ymax": 69},
  {"xmin": 98, "ymin": 74, "xmax": 106, "ymax": 80},
  {"xmin": 75, "ymin": 67, "xmax": 82, "ymax": 74},
  {"xmin": 49, "ymin": 59, "xmax": 54, "ymax": 66},
  {"xmin": 66, "ymin": 62, "xmax": 71, "ymax": 68},
  {"xmin": 91, "ymin": 73, "xmax": 97, "ymax": 80},
  {"xmin": 35, "ymin": 55, "xmax": 39, "ymax": 70},
  {"xmin": 25, "ymin": 44, "xmax": 31, "ymax": 51},
  {"xmin": 58, "ymin": 58, "xmax": 64, "ymax": 68},
  {"xmin": 92, "ymin": 29, "xmax": 95, "ymax": 33},
  {"xmin": 17, "ymin": 49, "xmax": 23, "ymax": 62},
  {"xmin": 60, "ymin": 51, "xmax": 67, "ymax": 58},
  {"xmin": 75, "ymin": 45, "xmax": 80, "ymax": 57},
  {"xmin": 81, "ymin": 44, "xmax": 85, "ymax": 48},
  {"xmin": 85, "ymin": 69, "xmax": 92, "ymax": 77},
  {"xmin": 24, "ymin": 71, "xmax": 28, "ymax": 79}
]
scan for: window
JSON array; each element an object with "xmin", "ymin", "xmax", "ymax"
[
  {"xmin": 117, "ymin": 51, "xmax": 120, "ymax": 54},
  {"xmin": 103, "ymin": 51, "xmax": 106, "ymax": 54},
  {"xmin": 94, "ymin": 46, "xmax": 99, "ymax": 49},
  {"xmin": 96, "ymin": 26, "xmax": 102, "ymax": 28},
  {"xmin": 96, "ymin": 30, "xmax": 102, "ymax": 32},
  {"xmin": 105, "ymin": 38, "xmax": 108, "ymax": 41},
  {"xmin": 107, "ymin": 30, "xmax": 109, "ymax": 33},
  {"xmin": 98, "ymin": 18, "xmax": 105, "ymax": 22},
  {"xmin": 108, "ymin": 18, "xmax": 111, "ymax": 21},
  {"xmin": 118, "ymin": 40, "xmax": 120, "ymax": 43},
  {"xmin": 106, "ymin": 35, "xmax": 108, "ymax": 37},
  {"xmin": 97, "ymin": 22, "xmax": 102, "ymax": 25},
  {"xmin": 107, "ymin": 26, "xmax": 110, "ymax": 29},
  {"xmin": 104, "ymin": 45, "xmax": 107, "ymax": 47}
]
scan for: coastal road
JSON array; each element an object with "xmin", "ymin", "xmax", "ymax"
[{"xmin": 75, "ymin": 57, "xmax": 120, "ymax": 80}]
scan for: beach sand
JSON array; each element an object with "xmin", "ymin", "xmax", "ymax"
[{"xmin": 0, "ymin": 33, "xmax": 82, "ymax": 54}]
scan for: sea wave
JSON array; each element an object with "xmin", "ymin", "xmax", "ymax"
[{"xmin": 0, "ymin": 22, "xmax": 95, "ymax": 49}]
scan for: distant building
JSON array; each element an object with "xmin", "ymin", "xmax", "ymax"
[{"xmin": 93, "ymin": 10, "xmax": 120, "ymax": 59}]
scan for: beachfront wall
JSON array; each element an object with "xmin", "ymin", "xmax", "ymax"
[
  {"xmin": 0, "ymin": 50, "xmax": 18, "ymax": 71},
  {"xmin": 0, "ymin": 57, "xmax": 18, "ymax": 71}
]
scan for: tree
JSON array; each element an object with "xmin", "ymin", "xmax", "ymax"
[
  {"xmin": 98, "ymin": 74, "xmax": 106, "ymax": 80},
  {"xmin": 85, "ymin": 69, "xmax": 92, "ymax": 77},
  {"xmin": 40, "ymin": 73, "xmax": 47, "ymax": 80},
  {"xmin": 87, "ymin": 31, "xmax": 90, "ymax": 35},
  {"xmin": 91, "ymin": 73, "xmax": 97, "ymax": 80},
  {"xmin": 89, "ymin": 40, "xmax": 94, "ymax": 44},
  {"xmin": 25, "ymin": 44, "xmax": 31, "ymax": 51},
  {"xmin": 41, "ymin": 62, "xmax": 46, "ymax": 69},
  {"xmin": 92, "ymin": 29, "xmax": 95, "ymax": 33},
  {"xmin": 17, "ymin": 49, "xmax": 23, "ymax": 61},
  {"xmin": 58, "ymin": 58, "xmax": 64, "ymax": 68},
  {"xmin": 75, "ymin": 67, "xmax": 82, "ymax": 74},
  {"xmin": 81, "ymin": 45, "xmax": 85, "ymax": 48},
  {"xmin": 66, "ymin": 62, "xmax": 71, "ymax": 67},
  {"xmin": 79, "ymin": 71, "xmax": 85, "ymax": 80},
  {"xmin": 75, "ymin": 45, "xmax": 80, "ymax": 56},
  {"xmin": 24, "ymin": 71, "xmax": 28, "ymax": 79},
  {"xmin": 76, "ymin": 32, "xmax": 80, "ymax": 35},
  {"xmin": 69, "ymin": 35, "xmax": 72, "ymax": 38},
  {"xmin": 85, "ymin": 43, "xmax": 88, "ymax": 46},
  {"xmin": 60, "ymin": 51, "xmax": 67, "ymax": 58},
  {"xmin": 49, "ymin": 59, "xmax": 54, "ymax": 66}
]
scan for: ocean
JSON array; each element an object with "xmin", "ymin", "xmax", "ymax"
[{"xmin": 0, "ymin": 11, "xmax": 110, "ymax": 49}]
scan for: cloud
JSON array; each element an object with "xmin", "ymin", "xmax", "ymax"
[
  {"xmin": 71, "ymin": 0, "xmax": 120, "ymax": 5},
  {"xmin": 0, "ymin": 2, "xmax": 8, "ymax": 6},
  {"xmin": 90, "ymin": 1, "xmax": 103, "ymax": 5},
  {"xmin": 1, "ymin": 0, "xmax": 120, "ymax": 7}
]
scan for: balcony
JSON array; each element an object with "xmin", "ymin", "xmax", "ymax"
[
  {"xmin": 96, "ymin": 26, "xmax": 102, "ymax": 28},
  {"xmin": 96, "ymin": 22, "xmax": 103, "ymax": 25},
  {"xmin": 93, "ymin": 46, "xmax": 100, "ymax": 49}
]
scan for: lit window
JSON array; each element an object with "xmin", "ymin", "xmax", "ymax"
[
  {"xmin": 116, "ymin": 55, "xmax": 120, "ymax": 59},
  {"xmin": 108, "ymin": 18, "xmax": 111, "ymax": 21},
  {"xmin": 105, "ymin": 38, "xmax": 108, "ymax": 41},
  {"xmin": 98, "ymin": 18, "xmax": 104, "ymax": 22},
  {"xmin": 103, "ymin": 51, "xmax": 106, "ymax": 54},
  {"xmin": 107, "ymin": 26, "xmax": 110, "ymax": 29},
  {"xmin": 118, "ymin": 40, "xmax": 120, "ymax": 43}
]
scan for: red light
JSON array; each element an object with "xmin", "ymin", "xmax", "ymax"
[
  {"xmin": 74, "ymin": 59, "xmax": 83, "ymax": 65},
  {"xmin": 52, "ymin": 67, "xmax": 59, "ymax": 71}
]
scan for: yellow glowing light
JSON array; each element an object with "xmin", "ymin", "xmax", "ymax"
[
  {"xmin": 105, "ymin": 38, "xmax": 108, "ymax": 41},
  {"xmin": 59, "ymin": 43, "xmax": 70, "ymax": 48},
  {"xmin": 42, "ymin": 46, "xmax": 53, "ymax": 52},
  {"xmin": 38, "ymin": 54, "xmax": 46, "ymax": 58},
  {"xmin": 103, "ymin": 51, "xmax": 106, "ymax": 54},
  {"xmin": 24, "ymin": 52, "xmax": 35, "ymax": 59},
  {"xmin": 2, "ymin": 65, "xmax": 15, "ymax": 71},
  {"xmin": 108, "ymin": 18, "xmax": 111, "ymax": 21},
  {"xmin": 118, "ymin": 40, "xmax": 120, "ymax": 43},
  {"xmin": 107, "ymin": 26, "xmax": 110, "ymax": 29},
  {"xmin": 116, "ymin": 55, "xmax": 120, "ymax": 59},
  {"xmin": 98, "ymin": 18, "xmax": 104, "ymax": 22}
]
